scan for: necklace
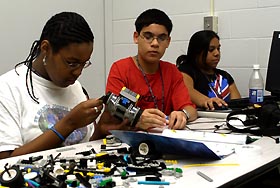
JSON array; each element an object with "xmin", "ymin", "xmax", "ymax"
[
  {"xmin": 31, "ymin": 67, "xmax": 43, "ymax": 77},
  {"xmin": 30, "ymin": 65, "xmax": 50, "ymax": 81},
  {"xmin": 135, "ymin": 55, "xmax": 165, "ymax": 111}
]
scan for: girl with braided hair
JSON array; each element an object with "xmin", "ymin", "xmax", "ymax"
[{"xmin": 0, "ymin": 12, "xmax": 103, "ymax": 159}]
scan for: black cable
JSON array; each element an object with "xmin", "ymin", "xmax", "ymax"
[{"xmin": 267, "ymin": 136, "xmax": 280, "ymax": 144}]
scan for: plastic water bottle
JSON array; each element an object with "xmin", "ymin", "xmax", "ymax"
[{"xmin": 249, "ymin": 64, "xmax": 264, "ymax": 104}]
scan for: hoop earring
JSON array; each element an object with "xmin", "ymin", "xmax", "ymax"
[{"xmin": 43, "ymin": 56, "xmax": 47, "ymax": 66}]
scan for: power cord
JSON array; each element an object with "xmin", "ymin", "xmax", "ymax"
[{"xmin": 267, "ymin": 136, "xmax": 280, "ymax": 144}]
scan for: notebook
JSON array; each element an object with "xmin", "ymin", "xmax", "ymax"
[{"xmin": 110, "ymin": 130, "xmax": 235, "ymax": 160}]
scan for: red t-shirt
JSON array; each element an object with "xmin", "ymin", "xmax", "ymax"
[{"xmin": 106, "ymin": 57, "xmax": 195, "ymax": 115}]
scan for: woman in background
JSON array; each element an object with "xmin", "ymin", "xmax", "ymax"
[{"xmin": 177, "ymin": 30, "xmax": 241, "ymax": 110}]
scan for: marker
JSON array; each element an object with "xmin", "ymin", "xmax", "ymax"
[
  {"xmin": 197, "ymin": 171, "xmax": 213, "ymax": 182},
  {"xmin": 138, "ymin": 181, "xmax": 170, "ymax": 185},
  {"xmin": 25, "ymin": 179, "xmax": 40, "ymax": 187}
]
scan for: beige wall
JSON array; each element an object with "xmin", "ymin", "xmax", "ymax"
[
  {"xmin": 0, "ymin": 0, "xmax": 105, "ymax": 98},
  {"xmin": 106, "ymin": 0, "xmax": 280, "ymax": 97},
  {"xmin": 2, "ymin": 0, "xmax": 280, "ymax": 98}
]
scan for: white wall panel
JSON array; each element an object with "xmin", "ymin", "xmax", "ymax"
[
  {"xmin": 230, "ymin": 8, "xmax": 280, "ymax": 38},
  {"xmin": 112, "ymin": 44, "xmax": 137, "ymax": 63},
  {"xmin": 257, "ymin": 38, "xmax": 273, "ymax": 68},
  {"xmin": 259, "ymin": 0, "xmax": 280, "ymax": 7},
  {"xmin": 113, "ymin": 20, "xmax": 135, "ymax": 44},
  {"xmin": 172, "ymin": 14, "xmax": 206, "ymax": 41},
  {"xmin": 221, "ymin": 39, "xmax": 257, "ymax": 67},
  {"xmin": 107, "ymin": 0, "xmax": 280, "ymax": 97},
  {"xmin": 0, "ymin": 0, "xmax": 105, "ymax": 98},
  {"xmin": 215, "ymin": 0, "xmax": 258, "ymax": 11},
  {"xmin": 215, "ymin": 12, "xmax": 231, "ymax": 39},
  {"xmin": 112, "ymin": 0, "xmax": 208, "ymax": 20},
  {"xmin": 4, "ymin": 0, "xmax": 280, "ymax": 109}
]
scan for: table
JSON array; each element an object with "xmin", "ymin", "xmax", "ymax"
[{"xmin": 0, "ymin": 122, "xmax": 280, "ymax": 187}]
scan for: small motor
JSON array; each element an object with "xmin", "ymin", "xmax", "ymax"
[{"xmin": 101, "ymin": 87, "xmax": 143, "ymax": 127}]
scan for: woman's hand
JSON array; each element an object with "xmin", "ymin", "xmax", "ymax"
[
  {"xmin": 61, "ymin": 98, "xmax": 104, "ymax": 131},
  {"xmin": 91, "ymin": 111, "xmax": 130, "ymax": 140},
  {"xmin": 203, "ymin": 97, "xmax": 228, "ymax": 110}
]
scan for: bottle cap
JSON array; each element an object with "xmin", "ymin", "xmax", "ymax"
[{"xmin": 253, "ymin": 64, "xmax": 260, "ymax": 69}]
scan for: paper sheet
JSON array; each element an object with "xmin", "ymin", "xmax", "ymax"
[{"xmin": 162, "ymin": 129, "xmax": 248, "ymax": 145}]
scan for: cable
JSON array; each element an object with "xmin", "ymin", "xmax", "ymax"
[{"xmin": 267, "ymin": 136, "xmax": 280, "ymax": 144}]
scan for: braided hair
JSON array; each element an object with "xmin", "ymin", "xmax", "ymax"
[{"xmin": 15, "ymin": 12, "xmax": 94, "ymax": 103}]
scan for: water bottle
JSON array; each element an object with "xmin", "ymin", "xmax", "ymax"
[{"xmin": 249, "ymin": 64, "xmax": 264, "ymax": 104}]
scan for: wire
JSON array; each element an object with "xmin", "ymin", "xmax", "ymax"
[
  {"xmin": 186, "ymin": 123, "xmax": 228, "ymax": 132},
  {"xmin": 267, "ymin": 136, "xmax": 280, "ymax": 144}
]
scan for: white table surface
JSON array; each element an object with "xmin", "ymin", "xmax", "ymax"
[{"xmin": 0, "ymin": 123, "xmax": 279, "ymax": 188}]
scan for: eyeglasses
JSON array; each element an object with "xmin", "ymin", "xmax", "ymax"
[
  {"xmin": 139, "ymin": 32, "xmax": 169, "ymax": 44},
  {"xmin": 61, "ymin": 55, "xmax": 92, "ymax": 70},
  {"xmin": 66, "ymin": 60, "xmax": 92, "ymax": 69}
]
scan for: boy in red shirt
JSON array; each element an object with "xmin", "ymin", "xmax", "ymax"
[{"xmin": 92, "ymin": 9, "xmax": 197, "ymax": 140}]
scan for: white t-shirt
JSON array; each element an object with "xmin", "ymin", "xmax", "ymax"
[{"xmin": 0, "ymin": 65, "xmax": 94, "ymax": 152}]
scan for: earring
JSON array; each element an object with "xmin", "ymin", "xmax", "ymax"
[{"xmin": 43, "ymin": 56, "xmax": 47, "ymax": 66}]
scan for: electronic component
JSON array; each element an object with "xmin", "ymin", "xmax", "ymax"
[{"xmin": 101, "ymin": 87, "xmax": 143, "ymax": 127}]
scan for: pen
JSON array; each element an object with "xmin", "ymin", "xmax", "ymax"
[
  {"xmin": 138, "ymin": 181, "xmax": 170, "ymax": 185},
  {"xmin": 197, "ymin": 171, "xmax": 213, "ymax": 182}
]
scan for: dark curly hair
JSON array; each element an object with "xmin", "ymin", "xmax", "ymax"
[{"xmin": 135, "ymin": 8, "xmax": 172, "ymax": 35}]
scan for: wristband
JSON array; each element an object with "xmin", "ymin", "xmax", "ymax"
[
  {"xmin": 49, "ymin": 127, "xmax": 65, "ymax": 141},
  {"xmin": 181, "ymin": 109, "xmax": 190, "ymax": 121}
]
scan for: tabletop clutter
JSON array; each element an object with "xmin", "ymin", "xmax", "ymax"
[{"xmin": 0, "ymin": 137, "xmax": 183, "ymax": 188}]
